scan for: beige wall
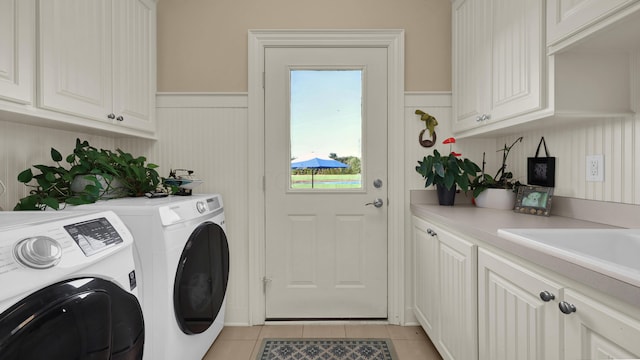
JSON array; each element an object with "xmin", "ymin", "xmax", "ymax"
[{"xmin": 157, "ymin": 0, "xmax": 451, "ymax": 92}]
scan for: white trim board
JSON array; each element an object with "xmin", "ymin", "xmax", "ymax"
[{"xmin": 248, "ymin": 29, "xmax": 405, "ymax": 325}]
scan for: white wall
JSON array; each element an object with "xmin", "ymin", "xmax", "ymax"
[
  {"xmin": 0, "ymin": 120, "xmax": 117, "ymax": 210},
  {"xmin": 2, "ymin": 90, "xmax": 638, "ymax": 325},
  {"xmin": 116, "ymin": 94, "xmax": 251, "ymax": 324},
  {"xmin": 495, "ymin": 115, "xmax": 640, "ymax": 205}
]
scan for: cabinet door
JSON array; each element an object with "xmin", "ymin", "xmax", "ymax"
[
  {"xmin": 488, "ymin": 0, "xmax": 544, "ymax": 122},
  {"xmin": 453, "ymin": 0, "xmax": 545, "ymax": 134},
  {"xmin": 563, "ymin": 289, "xmax": 640, "ymax": 359},
  {"xmin": 39, "ymin": 0, "xmax": 113, "ymax": 122},
  {"xmin": 547, "ymin": 0, "xmax": 638, "ymax": 46},
  {"xmin": 412, "ymin": 216, "xmax": 439, "ymax": 337},
  {"xmin": 0, "ymin": 0, "xmax": 34, "ymax": 105},
  {"xmin": 478, "ymin": 248, "xmax": 562, "ymax": 360},
  {"xmin": 452, "ymin": 0, "xmax": 487, "ymax": 132},
  {"xmin": 112, "ymin": 0, "xmax": 156, "ymax": 131},
  {"xmin": 437, "ymin": 227, "xmax": 477, "ymax": 360}
]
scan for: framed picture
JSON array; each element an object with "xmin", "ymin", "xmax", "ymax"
[
  {"xmin": 527, "ymin": 137, "xmax": 556, "ymax": 187},
  {"xmin": 527, "ymin": 157, "xmax": 555, "ymax": 187},
  {"xmin": 514, "ymin": 186, "xmax": 554, "ymax": 216}
]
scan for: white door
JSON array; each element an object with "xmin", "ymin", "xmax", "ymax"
[{"xmin": 264, "ymin": 47, "xmax": 388, "ymax": 319}]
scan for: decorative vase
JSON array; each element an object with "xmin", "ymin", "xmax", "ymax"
[
  {"xmin": 436, "ymin": 184, "xmax": 456, "ymax": 206},
  {"xmin": 474, "ymin": 188, "xmax": 516, "ymax": 210}
]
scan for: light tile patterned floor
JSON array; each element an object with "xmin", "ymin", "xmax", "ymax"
[{"xmin": 202, "ymin": 324, "xmax": 442, "ymax": 360}]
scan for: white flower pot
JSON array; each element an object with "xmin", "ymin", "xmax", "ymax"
[
  {"xmin": 71, "ymin": 175, "xmax": 127, "ymax": 199},
  {"xmin": 474, "ymin": 188, "xmax": 516, "ymax": 210}
]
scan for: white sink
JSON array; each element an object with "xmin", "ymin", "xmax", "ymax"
[{"xmin": 497, "ymin": 228, "xmax": 640, "ymax": 287}]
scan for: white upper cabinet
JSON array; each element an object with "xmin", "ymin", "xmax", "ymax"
[
  {"xmin": 112, "ymin": 0, "xmax": 156, "ymax": 131},
  {"xmin": 547, "ymin": 0, "xmax": 640, "ymax": 50},
  {"xmin": 38, "ymin": 0, "xmax": 155, "ymax": 133},
  {"xmin": 452, "ymin": 0, "xmax": 545, "ymax": 134},
  {"xmin": 0, "ymin": 0, "xmax": 34, "ymax": 105},
  {"xmin": 39, "ymin": 1, "xmax": 113, "ymax": 123},
  {"xmin": 451, "ymin": 0, "xmax": 485, "ymax": 131}
]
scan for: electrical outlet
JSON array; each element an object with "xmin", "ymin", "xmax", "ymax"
[{"xmin": 586, "ymin": 154, "xmax": 604, "ymax": 182}]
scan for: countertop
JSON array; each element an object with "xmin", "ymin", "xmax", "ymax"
[{"xmin": 410, "ymin": 203, "xmax": 640, "ymax": 308}]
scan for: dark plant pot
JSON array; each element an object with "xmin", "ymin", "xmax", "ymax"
[{"xmin": 436, "ymin": 184, "xmax": 456, "ymax": 206}]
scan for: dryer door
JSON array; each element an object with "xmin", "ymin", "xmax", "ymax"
[
  {"xmin": 0, "ymin": 277, "xmax": 144, "ymax": 360},
  {"xmin": 174, "ymin": 221, "xmax": 230, "ymax": 334}
]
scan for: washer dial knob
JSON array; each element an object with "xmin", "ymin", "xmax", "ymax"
[
  {"xmin": 14, "ymin": 236, "xmax": 62, "ymax": 269},
  {"xmin": 196, "ymin": 201, "xmax": 207, "ymax": 214}
]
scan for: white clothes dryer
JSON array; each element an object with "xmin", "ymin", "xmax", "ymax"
[
  {"xmin": 68, "ymin": 194, "xmax": 229, "ymax": 360},
  {"xmin": 0, "ymin": 211, "xmax": 145, "ymax": 359}
]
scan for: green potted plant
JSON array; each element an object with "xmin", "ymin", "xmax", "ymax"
[
  {"xmin": 14, "ymin": 138, "xmax": 161, "ymax": 210},
  {"xmin": 108, "ymin": 148, "xmax": 161, "ymax": 197},
  {"xmin": 416, "ymin": 137, "xmax": 481, "ymax": 205},
  {"xmin": 471, "ymin": 136, "xmax": 523, "ymax": 209}
]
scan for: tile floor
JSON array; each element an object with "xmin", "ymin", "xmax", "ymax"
[{"xmin": 202, "ymin": 324, "xmax": 442, "ymax": 360}]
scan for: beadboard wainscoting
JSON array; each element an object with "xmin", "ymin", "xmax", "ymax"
[
  {"xmin": 495, "ymin": 116, "xmax": 640, "ymax": 206},
  {"xmin": 117, "ymin": 93, "xmax": 251, "ymax": 325},
  {"xmin": 2, "ymin": 91, "xmax": 639, "ymax": 326},
  {"xmin": 0, "ymin": 121, "xmax": 117, "ymax": 210}
]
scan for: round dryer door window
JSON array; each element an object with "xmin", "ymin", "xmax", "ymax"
[
  {"xmin": 174, "ymin": 221, "xmax": 230, "ymax": 334},
  {"xmin": 0, "ymin": 277, "xmax": 145, "ymax": 359}
]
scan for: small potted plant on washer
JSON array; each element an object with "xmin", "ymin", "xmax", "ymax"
[
  {"xmin": 14, "ymin": 138, "xmax": 161, "ymax": 210},
  {"xmin": 470, "ymin": 136, "xmax": 523, "ymax": 210},
  {"xmin": 416, "ymin": 137, "xmax": 481, "ymax": 206}
]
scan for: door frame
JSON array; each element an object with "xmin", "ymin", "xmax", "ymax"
[{"xmin": 247, "ymin": 29, "xmax": 405, "ymax": 325}]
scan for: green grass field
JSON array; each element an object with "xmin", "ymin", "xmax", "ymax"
[{"xmin": 291, "ymin": 174, "xmax": 362, "ymax": 189}]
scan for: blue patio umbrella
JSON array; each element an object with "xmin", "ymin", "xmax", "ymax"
[{"xmin": 291, "ymin": 157, "xmax": 349, "ymax": 188}]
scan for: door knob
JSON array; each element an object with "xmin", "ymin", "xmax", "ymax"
[{"xmin": 365, "ymin": 198, "xmax": 384, "ymax": 208}]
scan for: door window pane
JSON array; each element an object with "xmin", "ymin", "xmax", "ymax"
[{"xmin": 290, "ymin": 69, "xmax": 362, "ymax": 189}]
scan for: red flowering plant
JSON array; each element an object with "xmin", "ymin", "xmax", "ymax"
[{"xmin": 416, "ymin": 137, "xmax": 481, "ymax": 192}]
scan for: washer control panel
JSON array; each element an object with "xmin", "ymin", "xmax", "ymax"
[{"xmin": 0, "ymin": 212, "xmax": 131, "ymax": 274}]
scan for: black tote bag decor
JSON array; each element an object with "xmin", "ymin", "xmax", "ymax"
[{"xmin": 527, "ymin": 137, "xmax": 555, "ymax": 187}]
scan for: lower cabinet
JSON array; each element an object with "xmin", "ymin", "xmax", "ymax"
[
  {"xmin": 478, "ymin": 248, "xmax": 562, "ymax": 360},
  {"xmin": 412, "ymin": 216, "xmax": 477, "ymax": 360},
  {"xmin": 413, "ymin": 216, "xmax": 438, "ymax": 336},
  {"xmin": 563, "ymin": 289, "xmax": 640, "ymax": 359},
  {"xmin": 412, "ymin": 215, "xmax": 640, "ymax": 360}
]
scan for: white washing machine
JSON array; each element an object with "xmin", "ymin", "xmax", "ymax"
[
  {"xmin": 68, "ymin": 194, "xmax": 229, "ymax": 360},
  {"xmin": 0, "ymin": 210, "xmax": 145, "ymax": 359}
]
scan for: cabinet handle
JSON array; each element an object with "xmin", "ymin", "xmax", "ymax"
[
  {"xmin": 476, "ymin": 114, "xmax": 491, "ymax": 122},
  {"xmin": 426, "ymin": 228, "xmax": 437, "ymax": 237},
  {"xmin": 559, "ymin": 301, "xmax": 577, "ymax": 314},
  {"xmin": 107, "ymin": 113, "xmax": 116, "ymax": 119},
  {"xmin": 116, "ymin": 115, "xmax": 124, "ymax": 122},
  {"xmin": 539, "ymin": 291, "xmax": 555, "ymax": 302}
]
